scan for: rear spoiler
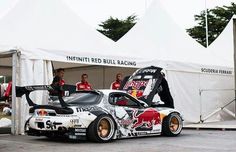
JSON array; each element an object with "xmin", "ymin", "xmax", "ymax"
[{"xmin": 16, "ymin": 85, "xmax": 75, "ymax": 107}]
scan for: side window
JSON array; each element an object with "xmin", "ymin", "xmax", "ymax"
[{"xmin": 109, "ymin": 93, "xmax": 139, "ymax": 108}]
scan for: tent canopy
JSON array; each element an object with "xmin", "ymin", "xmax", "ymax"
[
  {"xmin": 0, "ymin": 0, "xmax": 234, "ymax": 134},
  {"xmin": 116, "ymin": 0, "xmax": 230, "ymax": 69},
  {"xmin": 207, "ymin": 15, "xmax": 236, "ymax": 68},
  {"xmin": 0, "ymin": 0, "xmax": 114, "ymax": 51},
  {"xmin": 0, "ymin": 0, "xmax": 142, "ymax": 68}
]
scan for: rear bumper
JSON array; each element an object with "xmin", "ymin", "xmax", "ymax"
[{"xmin": 26, "ymin": 127, "xmax": 87, "ymax": 140}]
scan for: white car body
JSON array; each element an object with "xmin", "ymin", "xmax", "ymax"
[{"xmin": 26, "ymin": 89, "xmax": 183, "ymax": 141}]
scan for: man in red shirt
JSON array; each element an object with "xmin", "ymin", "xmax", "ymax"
[
  {"xmin": 0, "ymin": 81, "xmax": 12, "ymax": 102},
  {"xmin": 76, "ymin": 74, "xmax": 92, "ymax": 91},
  {"xmin": 110, "ymin": 73, "xmax": 122, "ymax": 90},
  {"xmin": 3, "ymin": 81, "xmax": 12, "ymax": 99}
]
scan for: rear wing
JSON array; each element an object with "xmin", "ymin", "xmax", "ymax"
[
  {"xmin": 120, "ymin": 66, "xmax": 163, "ymax": 106},
  {"xmin": 16, "ymin": 85, "xmax": 54, "ymax": 97},
  {"xmin": 16, "ymin": 85, "xmax": 76, "ymax": 107}
]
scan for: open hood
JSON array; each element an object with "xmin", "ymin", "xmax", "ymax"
[{"xmin": 120, "ymin": 66, "xmax": 163, "ymax": 106}]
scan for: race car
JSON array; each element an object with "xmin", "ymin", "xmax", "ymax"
[{"xmin": 16, "ymin": 66, "xmax": 183, "ymax": 142}]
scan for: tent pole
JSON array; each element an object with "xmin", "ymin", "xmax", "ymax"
[
  {"xmin": 11, "ymin": 51, "xmax": 18, "ymax": 135},
  {"xmin": 103, "ymin": 67, "xmax": 105, "ymax": 89},
  {"xmin": 233, "ymin": 19, "xmax": 236, "ymax": 119},
  {"xmin": 205, "ymin": 0, "xmax": 209, "ymax": 47}
]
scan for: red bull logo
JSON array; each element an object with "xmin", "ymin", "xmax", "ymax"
[
  {"xmin": 129, "ymin": 88, "xmax": 144, "ymax": 98},
  {"xmin": 37, "ymin": 109, "xmax": 48, "ymax": 116},
  {"xmin": 132, "ymin": 108, "xmax": 161, "ymax": 129}
]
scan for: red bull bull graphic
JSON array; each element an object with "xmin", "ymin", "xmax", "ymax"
[{"xmin": 132, "ymin": 108, "xmax": 161, "ymax": 129}]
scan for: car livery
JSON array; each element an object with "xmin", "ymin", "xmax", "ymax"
[{"xmin": 16, "ymin": 66, "xmax": 183, "ymax": 142}]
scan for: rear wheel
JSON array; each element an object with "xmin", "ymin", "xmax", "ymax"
[
  {"xmin": 87, "ymin": 115, "xmax": 115, "ymax": 142},
  {"xmin": 162, "ymin": 113, "xmax": 183, "ymax": 136}
]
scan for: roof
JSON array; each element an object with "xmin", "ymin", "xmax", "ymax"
[
  {"xmin": 115, "ymin": 0, "xmax": 230, "ymax": 68},
  {"xmin": 0, "ymin": 0, "xmax": 114, "ymax": 61},
  {"xmin": 207, "ymin": 15, "xmax": 236, "ymax": 68}
]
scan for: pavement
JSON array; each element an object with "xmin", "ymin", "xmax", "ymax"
[
  {"xmin": 0, "ymin": 129, "xmax": 236, "ymax": 152},
  {"xmin": 184, "ymin": 120, "xmax": 236, "ymax": 130}
]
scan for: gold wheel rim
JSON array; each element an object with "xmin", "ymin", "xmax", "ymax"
[
  {"xmin": 169, "ymin": 117, "xmax": 179, "ymax": 132},
  {"xmin": 97, "ymin": 119, "xmax": 110, "ymax": 138}
]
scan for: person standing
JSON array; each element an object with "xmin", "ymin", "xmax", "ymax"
[
  {"xmin": 50, "ymin": 68, "xmax": 65, "ymax": 96},
  {"xmin": 157, "ymin": 72, "xmax": 174, "ymax": 108},
  {"xmin": 52, "ymin": 68, "xmax": 65, "ymax": 86},
  {"xmin": 0, "ymin": 81, "xmax": 12, "ymax": 103},
  {"xmin": 110, "ymin": 73, "xmax": 122, "ymax": 90},
  {"xmin": 76, "ymin": 74, "xmax": 92, "ymax": 91}
]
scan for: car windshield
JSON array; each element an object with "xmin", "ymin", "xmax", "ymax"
[{"xmin": 51, "ymin": 92, "xmax": 101, "ymax": 106}]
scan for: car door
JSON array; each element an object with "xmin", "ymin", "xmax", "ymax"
[{"xmin": 109, "ymin": 92, "xmax": 154, "ymax": 132}]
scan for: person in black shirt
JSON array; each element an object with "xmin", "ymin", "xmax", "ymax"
[
  {"xmin": 52, "ymin": 68, "xmax": 65, "ymax": 86},
  {"xmin": 50, "ymin": 68, "xmax": 65, "ymax": 96},
  {"xmin": 157, "ymin": 72, "xmax": 174, "ymax": 108}
]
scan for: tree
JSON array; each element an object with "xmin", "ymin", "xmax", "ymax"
[
  {"xmin": 187, "ymin": 2, "xmax": 236, "ymax": 47},
  {"xmin": 97, "ymin": 15, "xmax": 137, "ymax": 41}
]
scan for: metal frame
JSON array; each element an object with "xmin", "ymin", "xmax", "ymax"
[
  {"xmin": 198, "ymin": 19, "xmax": 236, "ymax": 123},
  {"xmin": 199, "ymin": 89, "xmax": 236, "ymax": 123},
  {"xmin": 11, "ymin": 52, "xmax": 17, "ymax": 134},
  {"xmin": 233, "ymin": 19, "xmax": 236, "ymax": 123},
  {"xmin": 0, "ymin": 49, "xmax": 20, "ymax": 134}
]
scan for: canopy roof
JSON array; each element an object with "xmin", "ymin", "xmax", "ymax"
[
  {"xmin": 0, "ymin": 0, "xmax": 115, "ymax": 60},
  {"xmin": 116, "ymin": 0, "xmax": 229, "ymax": 68},
  {"xmin": 0, "ymin": 0, "xmax": 233, "ymax": 70},
  {"xmin": 207, "ymin": 15, "xmax": 236, "ymax": 67}
]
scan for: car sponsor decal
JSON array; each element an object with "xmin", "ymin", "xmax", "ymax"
[
  {"xmin": 37, "ymin": 109, "xmax": 48, "ymax": 116},
  {"xmin": 128, "ymin": 89, "xmax": 144, "ymax": 98},
  {"xmin": 119, "ymin": 119, "xmax": 133, "ymax": 126},
  {"xmin": 70, "ymin": 119, "xmax": 79, "ymax": 124},
  {"xmin": 123, "ymin": 80, "xmax": 148, "ymax": 90},
  {"xmin": 45, "ymin": 120, "xmax": 62, "ymax": 130},
  {"xmin": 136, "ymin": 68, "xmax": 157, "ymax": 74},
  {"xmin": 76, "ymin": 106, "xmax": 103, "ymax": 112},
  {"xmin": 132, "ymin": 108, "xmax": 161, "ymax": 129},
  {"xmin": 57, "ymin": 115, "xmax": 77, "ymax": 117},
  {"xmin": 35, "ymin": 118, "xmax": 43, "ymax": 122}
]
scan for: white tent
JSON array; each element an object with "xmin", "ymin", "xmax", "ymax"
[
  {"xmin": 0, "ymin": 0, "xmax": 143, "ymax": 134},
  {"xmin": 0, "ymin": 0, "xmax": 235, "ymax": 134},
  {"xmin": 0, "ymin": 0, "xmax": 117, "ymax": 62},
  {"xmin": 207, "ymin": 15, "xmax": 236, "ymax": 68},
  {"xmin": 116, "ymin": 0, "xmax": 235, "ymax": 124}
]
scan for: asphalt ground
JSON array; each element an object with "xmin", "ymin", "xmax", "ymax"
[{"xmin": 0, "ymin": 129, "xmax": 236, "ymax": 152}]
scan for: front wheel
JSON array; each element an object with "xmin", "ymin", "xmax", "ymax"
[
  {"xmin": 162, "ymin": 113, "xmax": 183, "ymax": 136},
  {"xmin": 87, "ymin": 115, "xmax": 116, "ymax": 142}
]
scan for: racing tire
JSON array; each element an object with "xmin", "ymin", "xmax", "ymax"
[
  {"xmin": 87, "ymin": 115, "xmax": 115, "ymax": 143},
  {"xmin": 162, "ymin": 112, "xmax": 183, "ymax": 136}
]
